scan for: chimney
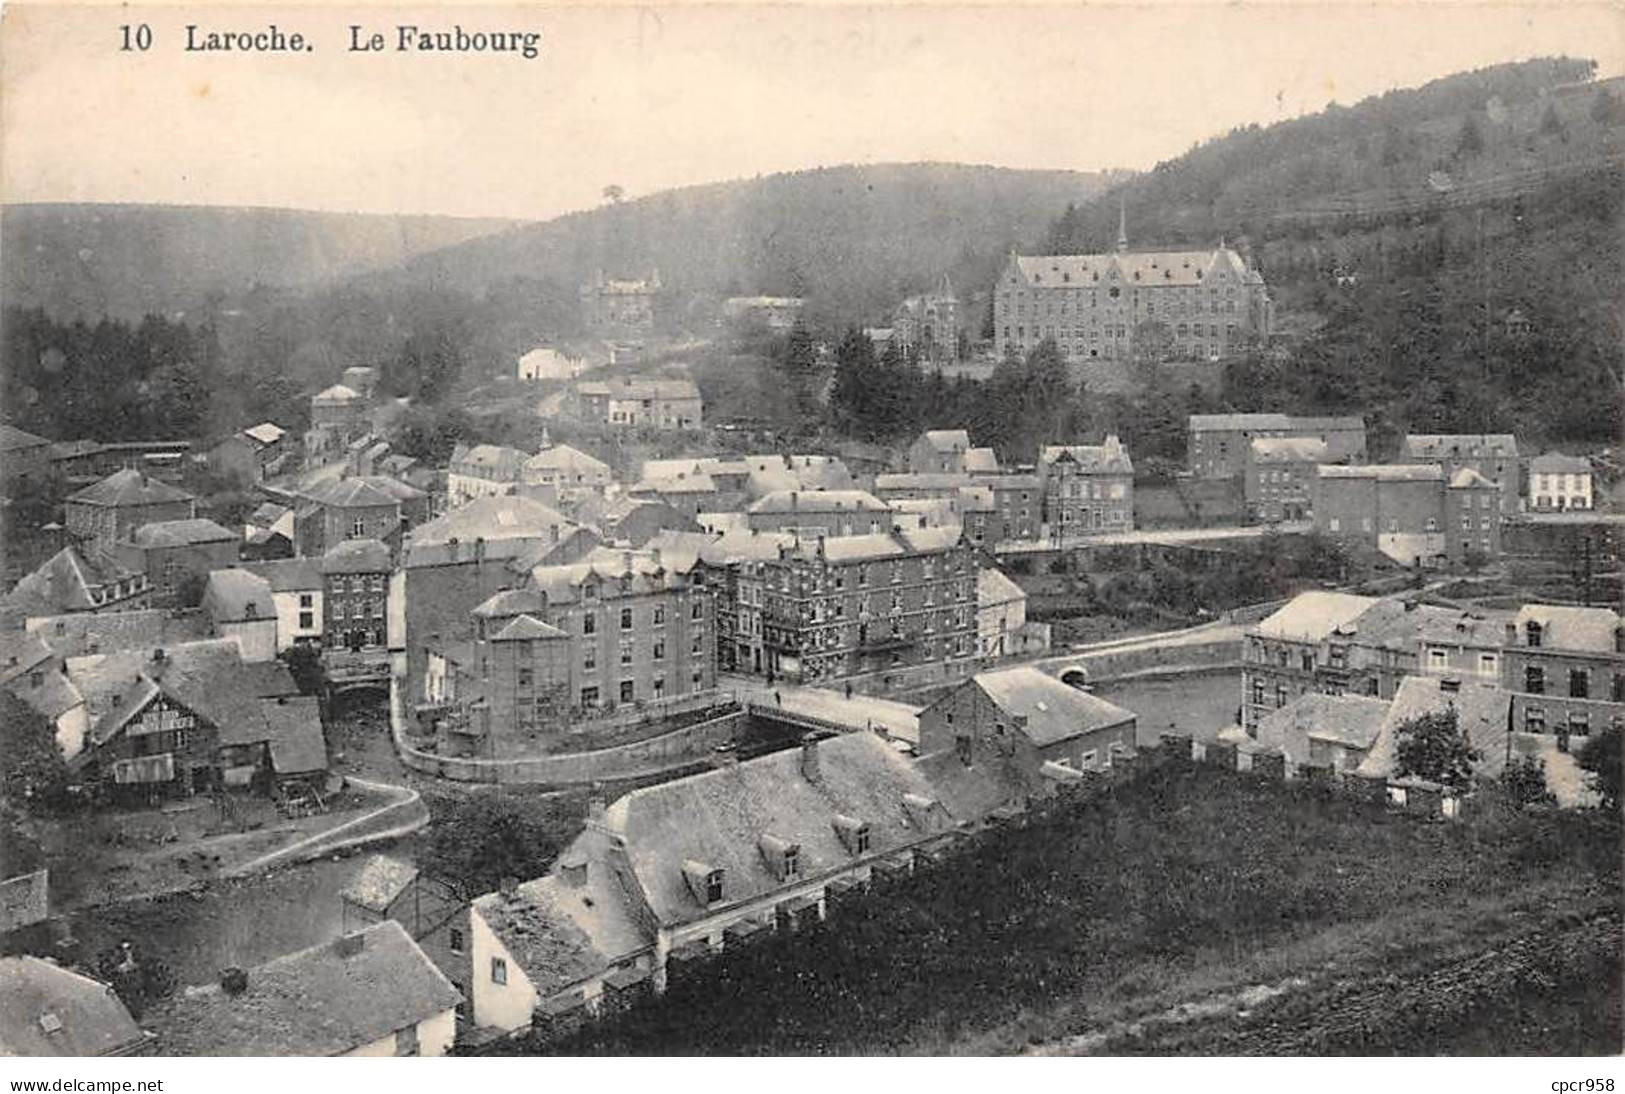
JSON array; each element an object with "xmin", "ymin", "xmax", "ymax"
[
  {"xmin": 448, "ymin": 536, "xmax": 461, "ymax": 562},
  {"xmin": 585, "ymin": 783, "xmax": 608, "ymax": 828},
  {"xmin": 800, "ymin": 734, "xmax": 821, "ymax": 782},
  {"xmin": 152, "ymin": 647, "xmax": 166, "ymax": 663},
  {"xmin": 790, "ymin": 490, "xmax": 798, "ymax": 510},
  {"xmin": 219, "ymin": 967, "xmax": 249, "ymax": 996},
  {"xmin": 622, "ymin": 550, "xmax": 634, "ymax": 575},
  {"xmin": 332, "ymin": 932, "xmax": 365, "ymax": 958},
  {"xmin": 498, "ymin": 876, "xmax": 520, "ymax": 901},
  {"xmin": 1505, "ymin": 622, "xmax": 1517, "ymax": 647}
]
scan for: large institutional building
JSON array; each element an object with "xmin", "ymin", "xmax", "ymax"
[{"xmin": 993, "ymin": 213, "xmax": 1273, "ymax": 364}]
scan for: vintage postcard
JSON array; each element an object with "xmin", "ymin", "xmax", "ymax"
[{"xmin": 0, "ymin": 0, "xmax": 1621, "ymax": 1067}]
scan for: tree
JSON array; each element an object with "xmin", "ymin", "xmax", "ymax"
[
  {"xmin": 1539, "ymin": 102, "xmax": 1567, "ymax": 140},
  {"xmin": 1393, "ymin": 707, "xmax": 1479, "ymax": 791},
  {"xmin": 282, "ymin": 644, "xmax": 329, "ymax": 697},
  {"xmin": 0, "ymin": 690, "xmax": 70, "ymax": 810},
  {"xmin": 1590, "ymin": 88, "xmax": 1623, "ymax": 126},
  {"xmin": 602, "ymin": 184, "xmax": 625, "ymax": 204},
  {"xmin": 1501, "ymin": 755, "xmax": 1554, "ymax": 808},
  {"xmin": 1455, "ymin": 115, "xmax": 1484, "ymax": 157},
  {"xmin": 1576, "ymin": 725, "xmax": 1620, "ymax": 812},
  {"xmin": 94, "ymin": 943, "xmax": 175, "ymax": 1019},
  {"xmin": 419, "ymin": 794, "xmax": 568, "ymax": 898}
]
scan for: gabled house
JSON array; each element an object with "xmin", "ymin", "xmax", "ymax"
[
  {"xmin": 146, "ymin": 921, "xmax": 460, "ymax": 1056},
  {"xmin": 340, "ymin": 855, "xmax": 470, "ymax": 1018},
  {"xmin": 918, "ymin": 665, "xmax": 1137, "ymax": 773},
  {"xmin": 2, "ymin": 546, "xmax": 152, "ymax": 623},
  {"xmin": 65, "ymin": 640, "xmax": 323, "ymax": 798},
  {"xmin": 908, "ymin": 429, "xmax": 972, "ymax": 475},
  {"xmin": 64, "ymin": 470, "xmax": 197, "ymax": 556},
  {"xmin": 469, "ymin": 731, "xmax": 999, "ymax": 1035},
  {"xmin": 115, "ymin": 518, "xmax": 239, "ymax": 608}
]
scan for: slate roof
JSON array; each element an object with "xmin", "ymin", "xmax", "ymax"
[
  {"xmin": 921, "ymin": 429, "xmax": 970, "ymax": 453},
  {"xmin": 634, "ymin": 472, "xmax": 718, "ymax": 495},
  {"xmin": 1250, "ymin": 437, "xmax": 1328, "ymax": 462},
  {"xmin": 312, "ymin": 383, "xmax": 361, "ymax": 404},
  {"xmin": 450, "ymin": 444, "xmax": 530, "ymax": 478},
  {"xmin": 341, "ymin": 855, "xmax": 419, "ymax": 914},
  {"xmin": 249, "ymin": 502, "xmax": 292, "ymax": 527},
  {"xmin": 241, "ymin": 557, "xmax": 324, "ymax": 593},
  {"xmin": 473, "ymin": 875, "xmax": 620, "ymax": 999},
  {"xmin": 1400, "ymin": 433, "xmax": 1518, "ymax": 460},
  {"xmin": 0, "ymin": 957, "xmax": 146, "ymax": 1057},
  {"xmin": 1528, "ymin": 452, "xmax": 1592, "ymax": 475},
  {"xmin": 1316, "ymin": 464, "xmax": 1442, "ymax": 482},
  {"xmin": 260, "ymin": 696, "xmax": 327, "ymax": 775},
  {"xmin": 0, "ymin": 423, "xmax": 51, "ymax": 452},
  {"xmin": 968, "ymin": 666, "xmax": 1135, "ymax": 747},
  {"xmin": 129, "ymin": 519, "xmax": 236, "ymax": 549},
  {"xmin": 963, "ymin": 447, "xmax": 999, "ymax": 473},
  {"xmin": 526, "ymin": 443, "xmax": 611, "ymax": 478},
  {"xmin": 1040, "ymin": 440, "xmax": 1134, "ymax": 474},
  {"xmin": 807, "ymin": 526, "xmax": 961, "ymax": 563},
  {"xmin": 493, "ymin": 615, "xmax": 568, "ymax": 642},
  {"xmin": 1014, "ymin": 246, "xmax": 1261, "ymax": 289},
  {"xmin": 322, "ymin": 538, "xmax": 392, "ymax": 574},
  {"xmin": 203, "ymin": 569, "xmax": 275, "ymax": 622},
  {"xmin": 301, "ymin": 477, "xmax": 405, "ymax": 510},
  {"xmin": 3, "ymin": 547, "xmax": 143, "ymax": 616},
  {"xmin": 1253, "ymin": 591, "xmax": 1379, "ymax": 643},
  {"xmin": 67, "ymin": 469, "xmax": 195, "ymax": 508},
  {"xmin": 472, "ymin": 587, "xmax": 549, "ymax": 619},
  {"xmin": 1190, "ymin": 413, "xmax": 1364, "ymax": 432},
  {"xmin": 1356, "ymin": 676, "xmax": 1513, "ymax": 781},
  {"xmin": 747, "ymin": 489, "xmax": 890, "ymax": 514},
  {"xmin": 407, "ymin": 496, "xmax": 574, "ymax": 548},
  {"xmin": 147, "ymin": 921, "xmax": 460, "ymax": 1056},
  {"xmin": 977, "ymin": 567, "xmax": 1027, "ymax": 608},
  {"xmin": 1513, "ymin": 604, "xmax": 1620, "ymax": 653},
  {"xmin": 0, "ymin": 869, "xmax": 49, "ymax": 934},
  {"xmin": 603, "ymin": 732, "xmax": 948, "ymax": 928},
  {"xmin": 1254, "ymin": 693, "xmax": 1390, "ymax": 769},
  {"xmin": 577, "ymin": 378, "xmax": 700, "ymax": 401},
  {"xmin": 874, "ymin": 473, "xmax": 971, "ymax": 492},
  {"xmin": 243, "ymin": 423, "xmax": 286, "ymax": 446}
]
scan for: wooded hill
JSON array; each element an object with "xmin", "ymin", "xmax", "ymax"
[
  {"xmin": 1044, "ymin": 57, "xmax": 1624, "ymax": 449},
  {"xmin": 0, "ymin": 204, "xmax": 520, "ymax": 321},
  {"xmin": 360, "ymin": 163, "xmax": 1120, "ymax": 330}
]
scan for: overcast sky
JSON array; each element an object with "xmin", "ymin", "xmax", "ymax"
[{"xmin": 4, "ymin": 1, "xmax": 1622, "ymax": 220}]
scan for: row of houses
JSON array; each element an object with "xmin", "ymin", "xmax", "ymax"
[{"xmin": 1241, "ymin": 592, "xmax": 1623, "ymax": 758}]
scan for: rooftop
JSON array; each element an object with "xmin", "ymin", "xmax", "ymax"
[
  {"xmin": 748, "ymin": 489, "xmax": 890, "ymax": 514},
  {"xmin": 1316, "ymin": 463, "xmax": 1442, "ymax": 482},
  {"xmin": 128, "ymin": 518, "xmax": 236, "ymax": 549},
  {"xmin": 321, "ymin": 538, "xmax": 392, "ymax": 574},
  {"xmin": 340, "ymin": 855, "xmax": 420, "ymax": 914},
  {"xmin": 1512, "ymin": 604, "xmax": 1621, "ymax": 653},
  {"xmin": 1400, "ymin": 433, "xmax": 1519, "ymax": 459},
  {"xmin": 1357, "ymin": 676, "xmax": 1514, "ymax": 781},
  {"xmin": 1190, "ymin": 413, "xmax": 1364, "ymax": 432},
  {"xmin": 967, "ymin": 666, "xmax": 1136, "ymax": 747},
  {"xmin": 67, "ymin": 468, "xmax": 195, "ymax": 509},
  {"xmin": 1013, "ymin": 246, "xmax": 1261, "ymax": 290},
  {"xmin": 1528, "ymin": 452, "xmax": 1592, "ymax": 475},
  {"xmin": 0, "ymin": 957, "xmax": 146, "ymax": 1057},
  {"xmin": 1253, "ymin": 591, "xmax": 1380, "ymax": 643},
  {"xmin": 147, "ymin": 921, "xmax": 460, "ymax": 1056}
]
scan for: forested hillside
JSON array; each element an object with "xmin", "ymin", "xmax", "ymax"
[
  {"xmin": 0, "ymin": 204, "xmax": 520, "ymax": 320},
  {"xmin": 365, "ymin": 163, "xmax": 1120, "ymax": 328},
  {"xmin": 1044, "ymin": 57, "xmax": 1624, "ymax": 449}
]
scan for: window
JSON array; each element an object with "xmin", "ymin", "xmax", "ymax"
[
  {"xmin": 619, "ymin": 638, "xmax": 633, "ymax": 665},
  {"xmin": 692, "ymin": 600, "xmax": 704, "ymax": 620},
  {"xmin": 1428, "ymin": 648, "xmax": 1448, "ymax": 671},
  {"xmin": 1525, "ymin": 621, "xmax": 1543, "ymax": 648},
  {"xmin": 447, "ymin": 927, "xmax": 465, "ymax": 954},
  {"xmin": 583, "ymin": 646, "xmax": 596, "ymax": 671},
  {"xmin": 490, "ymin": 957, "xmax": 507, "ymax": 985},
  {"xmin": 652, "ymin": 606, "xmax": 665, "ymax": 626},
  {"xmin": 1478, "ymin": 653, "xmax": 1498, "ymax": 678},
  {"xmin": 620, "ymin": 679, "xmax": 635, "ymax": 703},
  {"xmin": 705, "ymin": 873, "xmax": 725, "ymax": 904},
  {"xmin": 1275, "ymin": 685, "xmax": 1287, "ymax": 708},
  {"xmin": 653, "ymin": 640, "xmax": 666, "ymax": 661},
  {"xmin": 621, "ymin": 608, "xmax": 634, "ymax": 629},
  {"xmin": 582, "ymin": 612, "xmax": 597, "ymax": 635},
  {"xmin": 299, "ymin": 593, "xmax": 313, "ymax": 608},
  {"xmin": 1569, "ymin": 669, "xmax": 1589, "ymax": 699},
  {"xmin": 1300, "ymin": 652, "xmax": 1313, "ymax": 672},
  {"xmin": 1525, "ymin": 666, "xmax": 1545, "ymax": 694},
  {"xmin": 580, "ymin": 685, "xmax": 600, "ymax": 706},
  {"xmin": 299, "ymin": 611, "xmax": 314, "ymax": 630},
  {"xmin": 782, "ymin": 845, "xmax": 800, "ymax": 879},
  {"xmin": 1251, "ymin": 678, "xmax": 1265, "ymax": 705},
  {"xmin": 518, "ymin": 668, "xmax": 534, "ymax": 687},
  {"xmin": 351, "ymin": 518, "xmax": 365, "ymax": 538},
  {"xmin": 1569, "ymin": 710, "xmax": 1591, "ymax": 737}
]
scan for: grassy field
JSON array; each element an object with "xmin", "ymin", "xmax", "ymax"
[{"xmin": 494, "ymin": 764, "xmax": 1620, "ymax": 1056}]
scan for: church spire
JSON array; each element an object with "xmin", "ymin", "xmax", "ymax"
[{"xmin": 1116, "ymin": 200, "xmax": 1129, "ymax": 254}]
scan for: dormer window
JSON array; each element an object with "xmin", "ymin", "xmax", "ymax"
[
  {"xmin": 832, "ymin": 814, "xmax": 870, "ymax": 855},
  {"xmin": 758, "ymin": 834, "xmax": 800, "ymax": 881},
  {"xmin": 682, "ymin": 860, "xmax": 725, "ymax": 905},
  {"xmin": 1525, "ymin": 621, "xmax": 1543, "ymax": 648}
]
